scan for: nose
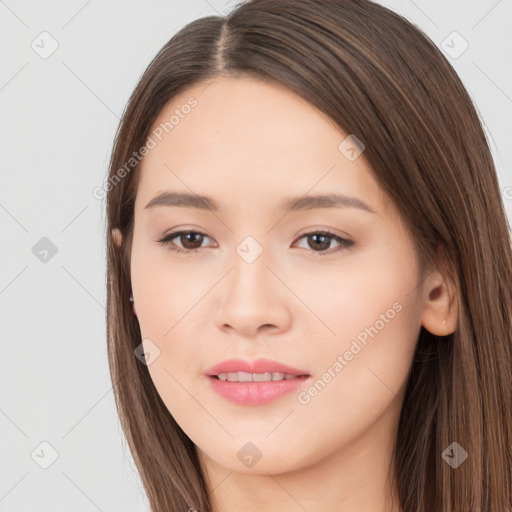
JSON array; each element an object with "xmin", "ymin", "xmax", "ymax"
[{"xmin": 214, "ymin": 251, "xmax": 292, "ymax": 338}]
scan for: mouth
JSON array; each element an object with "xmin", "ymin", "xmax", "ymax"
[
  {"xmin": 204, "ymin": 358, "xmax": 311, "ymax": 405},
  {"xmin": 209, "ymin": 372, "xmax": 310, "ymax": 382}
]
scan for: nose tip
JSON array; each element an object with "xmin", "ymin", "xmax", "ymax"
[{"xmin": 214, "ymin": 260, "xmax": 292, "ymax": 337}]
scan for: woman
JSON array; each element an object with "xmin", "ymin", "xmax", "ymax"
[{"xmin": 103, "ymin": 0, "xmax": 512, "ymax": 510}]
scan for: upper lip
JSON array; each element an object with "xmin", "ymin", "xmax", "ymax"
[{"xmin": 204, "ymin": 358, "xmax": 310, "ymax": 377}]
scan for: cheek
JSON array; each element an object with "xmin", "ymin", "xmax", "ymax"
[
  {"xmin": 289, "ymin": 243, "xmax": 419, "ymax": 339},
  {"xmin": 130, "ymin": 245, "xmax": 213, "ymax": 410},
  {"xmin": 296, "ymin": 247, "xmax": 421, "ymax": 413},
  {"xmin": 130, "ymin": 242, "xmax": 211, "ymax": 338}
]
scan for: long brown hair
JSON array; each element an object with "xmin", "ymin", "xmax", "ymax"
[{"xmin": 104, "ymin": 1, "xmax": 512, "ymax": 510}]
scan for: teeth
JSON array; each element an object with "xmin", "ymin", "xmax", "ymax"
[{"xmin": 217, "ymin": 371, "xmax": 300, "ymax": 382}]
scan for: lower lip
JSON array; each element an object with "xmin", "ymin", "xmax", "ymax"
[{"xmin": 207, "ymin": 375, "xmax": 310, "ymax": 405}]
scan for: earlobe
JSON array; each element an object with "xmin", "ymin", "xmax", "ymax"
[
  {"xmin": 420, "ymin": 268, "xmax": 458, "ymax": 336},
  {"xmin": 112, "ymin": 228, "xmax": 123, "ymax": 247}
]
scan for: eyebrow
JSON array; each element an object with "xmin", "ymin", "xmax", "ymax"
[{"xmin": 144, "ymin": 191, "xmax": 376, "ymax": 214}]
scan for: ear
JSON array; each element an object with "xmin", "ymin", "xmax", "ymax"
[
  {"xmin": 111, "ymin": 228, "xmax": 123, "ymax": 248},
  {"xmin": 420, "ymin": 251, "xmax": 458, "ymax": 336}
]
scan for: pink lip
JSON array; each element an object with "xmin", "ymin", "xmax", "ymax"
[
  {"xmin": 204, "ymin": 358, "xmax": 309, "ymax": 377},
  {"xmin": 204, "ymin": 358, "xmax": 311, "ymax": 406}
]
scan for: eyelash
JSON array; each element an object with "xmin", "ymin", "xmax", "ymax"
[{"xmin": 156, "ymin": 230, "xmax": 355, "ymax": 256}]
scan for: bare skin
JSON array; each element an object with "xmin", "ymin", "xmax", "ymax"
[{"xmin": 112, "ymin": 76, "xmax": 457, "ymax": 512}]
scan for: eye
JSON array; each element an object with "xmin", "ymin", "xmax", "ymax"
[
  {"xmin": 157, "ymin": 230, "xmax": 214, "ymax": 254},
  {"xmin": 293, "ymin": 230, "xmax": 355, "ymax": 256}
]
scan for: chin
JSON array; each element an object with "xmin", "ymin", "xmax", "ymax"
[{"xmin": 199, "ymin": 437, "xmax": 317, "ymax": 476}]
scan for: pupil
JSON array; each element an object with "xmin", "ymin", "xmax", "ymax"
[
  {"xmin": 310, "ymin": 234, "xmax": 330, "ymax": 250},
  {"xmin": 183, "ymin": 232, "xmax": 202, "ymax": 248}
]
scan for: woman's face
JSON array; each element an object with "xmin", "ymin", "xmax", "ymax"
[{"xmin": 124, "ymin": 76, "xmax": 427, "ymax": 475}]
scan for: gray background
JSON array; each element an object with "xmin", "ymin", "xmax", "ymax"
[{"xmin": 1, "ymin": 0, "xmax": 510, "ymax": 510}]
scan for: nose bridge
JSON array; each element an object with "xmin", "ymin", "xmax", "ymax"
[
  {"xmin": 230, "ymin": 234, "xmax": 273, "ymax": 298},
  {"xmin": 214, "ymin": 234, "xmax": 291, "ymax": 334}
]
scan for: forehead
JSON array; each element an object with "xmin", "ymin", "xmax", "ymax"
[{"xmin": 135, "ymin": 76, "xmax": 390, "ymax": 216}]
